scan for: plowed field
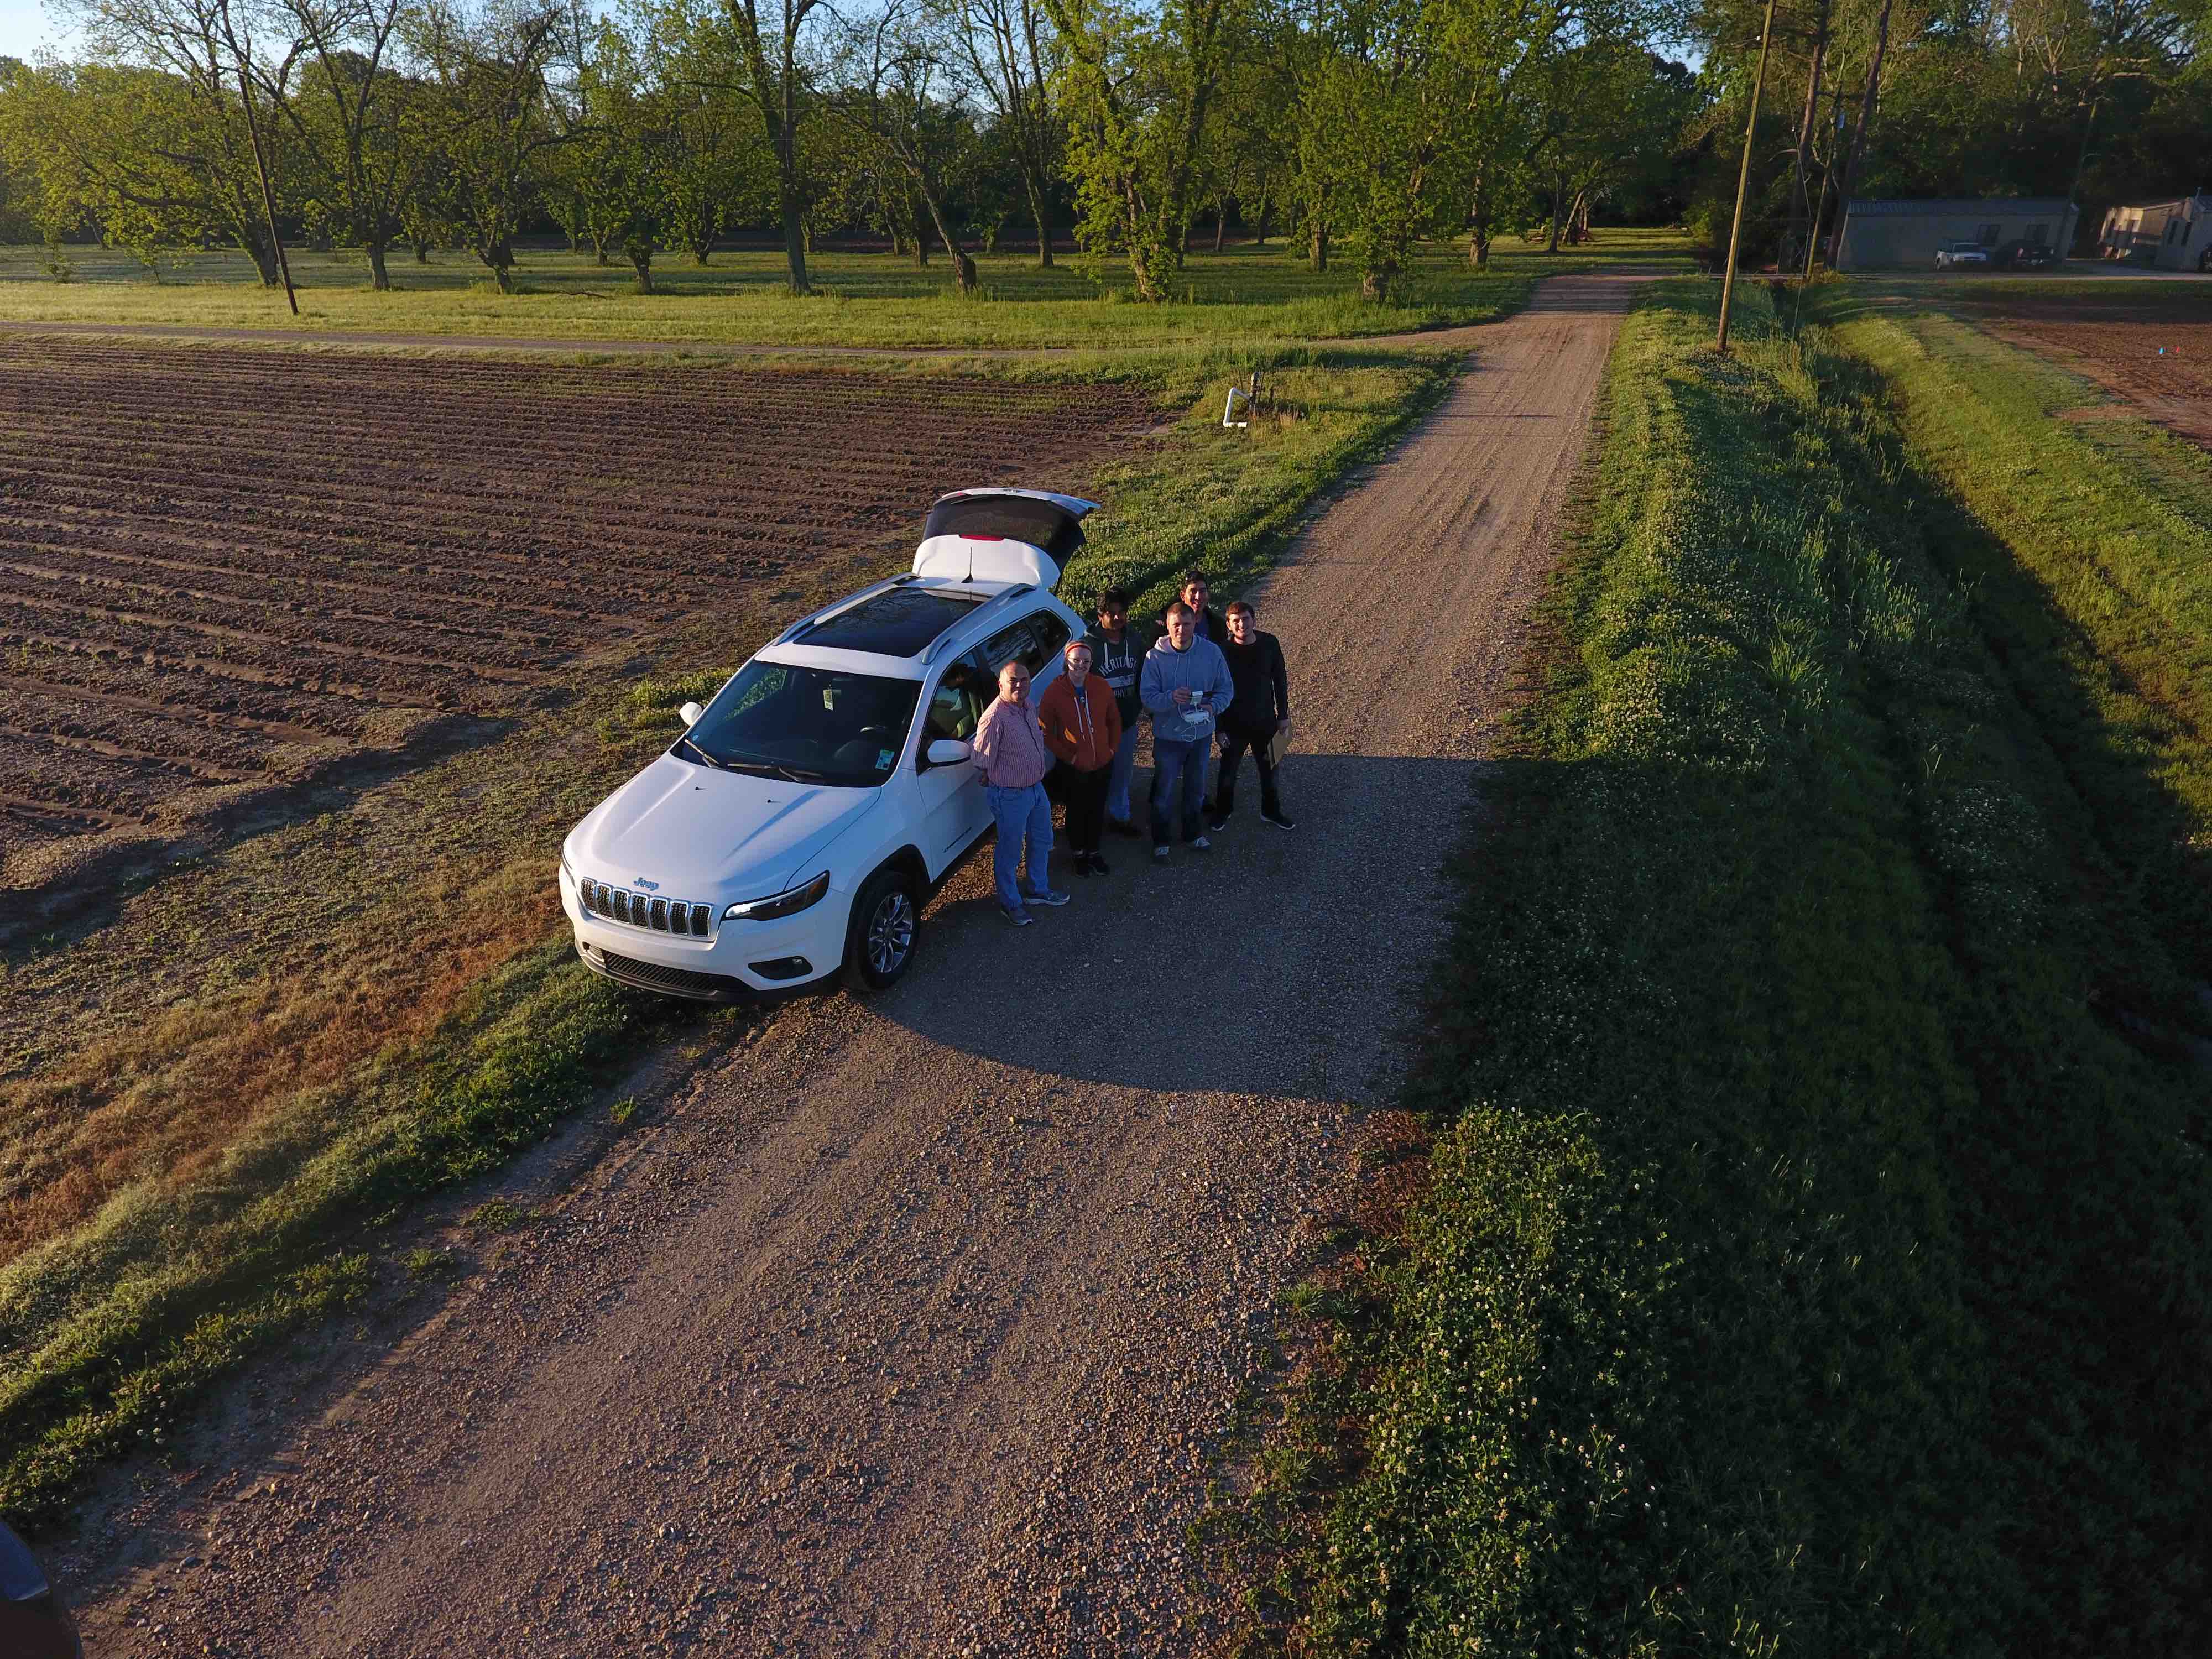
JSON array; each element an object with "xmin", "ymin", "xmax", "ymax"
[
  {"xmin": 1969, "ymin": 296, "xmax": 2212, "ymax": 445},
  {"xmin": 0, "ymin": 338, "xmax": 1157, "ymax": 905}
]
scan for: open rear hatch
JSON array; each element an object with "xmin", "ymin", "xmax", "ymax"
[{"xmin": 912, "ymin": 489, "xmax": 1099, "ymax": 590}]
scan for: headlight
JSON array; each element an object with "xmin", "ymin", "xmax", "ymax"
[{"xmin": 724, "ymin": 870, "xmax": 831, "ymax": 922}]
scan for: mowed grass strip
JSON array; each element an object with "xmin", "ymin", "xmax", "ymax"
[
  {"xmin": 0, "ymin": 233, "xmax": 1692, "ymax": 349},
  {"xmin": 0, "ymin": 351, "xmax": 1450, "ymax": 1526},
  {"xmin": 1291, "ymin": 281, "xmax": 2212, "ymax": 1653},
  {"xmin": 1826, "ymin": 302, "xmax": 2212, "ymax": 989}
]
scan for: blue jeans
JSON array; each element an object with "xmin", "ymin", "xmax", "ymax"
[
  {"xmin": 985, "ymin": 782, "xmax": 1053, "ymax": 911},
  {"xmin": 1105, "ymin": 719, "xmax": 1140, "ymax": 822},
  {"xmin": 1150, "ymin": 737, "xmax": 1209, "ymax": 846}
]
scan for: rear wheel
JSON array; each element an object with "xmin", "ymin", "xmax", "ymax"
[
  {"xmin": 2199, "ymin": 248, "xmax": 2211, "ymax": 273},
  {"xmin": 844, "ymin": 865, "xmax": 919, "ymax": 990}
]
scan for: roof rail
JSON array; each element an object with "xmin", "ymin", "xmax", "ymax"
[
  {"xmin": 922, "ymin": 583, "xmax": 1037, "ymax": 663},
  {"xmin": 778, "ymin": 572, "xmax": 920, "ymax": 645}
]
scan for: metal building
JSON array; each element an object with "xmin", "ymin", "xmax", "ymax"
[
  {"xmin": 2096, "ymin": 196, "xmax": 2212, "ymax": 270},
  {"xmin": 1834, "ymin": 198, "xmax": 2078, "ymax": 270}
]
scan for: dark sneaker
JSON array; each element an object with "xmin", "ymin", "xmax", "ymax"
[
  {"xmin": 1023, "ymin": 888, "xmax": 1071, "ymax": 907},
  {"xmin": 1207, "ymin": 813, "xmax": 1230, "ymax": 833},
  {"xmin": 1261, "ymin": 807, "xmax": 1297, "ymax": 830},
  {"xmin": 1089, "ymin": 852, "xmax": 1112, "ymax": 876},
  {"xmin": 1108, "ymin": 818, "xmax": 1143, "ymax": 838},
  {"xmin": 1073, "ymin": 853, "xmax": 1093, "ymax": 877},
  {"xmin": 1001, "ymin": 905, "xmax": 1034, "ymax": 927}
]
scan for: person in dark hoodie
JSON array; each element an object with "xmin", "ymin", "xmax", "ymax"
[
  {"xmin": 1211, "ymin": 599, "xmax": 1295, "ymax": 831},
  {"xmin": 1082, "ymin": 587, "xmax": 1147, "ymax": 836}
]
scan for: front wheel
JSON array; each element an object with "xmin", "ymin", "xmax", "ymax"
[
  {"xmin": 2199, "ymin": 248, "xmax": 2211, "ymax": 273},
  {"xmin": 844, "ymin": 866, "xmax": 919, "ymax": 990}
]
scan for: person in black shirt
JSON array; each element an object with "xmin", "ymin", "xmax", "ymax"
[
  {"xmin": 1159, "ymin": 571, "xmax": 1226, "ymax": 645},
  {"xmin": 1211, "ymin": 599, "xmax": 1295, "ymax": 831}
]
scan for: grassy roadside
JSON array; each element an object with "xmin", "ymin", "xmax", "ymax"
[
  {"xmin": 1821, "ymin": 301, "xmax": 2212, "ymax": 989},
  {"xmin": 1253, "ymin": 280, "xmax": 2211, "ymax": 1653},
  {"xmin": 0, "ymin": 348, "xmax": 1455, "ymax": 1527},
  {"xmin": 0, "ymin": 234, "xmax": 1691, "ymax": 348}
]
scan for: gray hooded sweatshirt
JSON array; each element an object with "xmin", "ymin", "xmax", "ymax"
[{"xmin": 1140, "ymin": 634, "xmax": 1234, "ymax": 745}]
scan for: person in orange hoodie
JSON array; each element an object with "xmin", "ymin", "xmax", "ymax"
[{"xmin": 1038, "ymin": 638, "xmax": 1125, "ymax": 876}]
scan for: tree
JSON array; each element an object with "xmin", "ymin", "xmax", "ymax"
[
  {"xmin": 1046, "ymin": 0, "xmax": 1241, "ymax": 300},
  {"xmin": 409, "ymin": 0, "xmax": 574, "ymax": 292},
  {"xmin": 239, "ymin": 0, "xmax": 437, "ymax": 289},
  {"xmin": 45, "ymin": 0, "xmax": 299, "ymax": 280},
  {"xmin": 721, "ymin": 0, "xmax": 833, "ymax": 291},
  {"xmin": 940, "ymin": 0, "xmax": 1060, "ymax": 260},
  {"xmin": 831, "ymin": 0, "xmax": 982, "ymax": 289}
]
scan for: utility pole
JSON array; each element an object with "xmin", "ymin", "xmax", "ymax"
[
  {"xmin": 1717, "ymin": 0, "xmax": 1780, "ymax": 356},
  {"xmin": 220, "ymin": 0, "xmax": 297, "ymax": 314}
]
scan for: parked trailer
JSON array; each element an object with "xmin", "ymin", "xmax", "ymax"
[{"xmin": 2098, "ymin": 196, "xmax": 2212, "ymax": 270}]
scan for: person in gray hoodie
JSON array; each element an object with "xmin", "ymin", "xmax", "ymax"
[{"xmin": 1139, "ymin": 602, "xmax": 1235, "ymax": 860}]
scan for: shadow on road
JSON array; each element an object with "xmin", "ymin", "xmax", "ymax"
[{"xmin": 867, "ymin": 752, "xmax": 1483, "ymax": 1104}]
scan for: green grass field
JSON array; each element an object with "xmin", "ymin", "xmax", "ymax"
[
  {"xmin": 0, "ymin": 231, "xmax": 1693, "ymax": 349},
  {"xmin": 1249, "ymin": 279, "xmax": 2212, "ymax": 1655}
]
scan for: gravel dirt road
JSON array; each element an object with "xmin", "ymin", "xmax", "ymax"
[{"xmin": 67, "ymin": 274, "xmax": 1642, "ymax": 1657}]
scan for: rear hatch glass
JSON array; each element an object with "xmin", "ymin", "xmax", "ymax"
[{"xmin": 924, "ymin": 494, "xmax": 1086, "ymax": 561}]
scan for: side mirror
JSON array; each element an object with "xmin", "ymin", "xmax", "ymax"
[
  {"xmin": 925, "ymin": 738, "xmax": 972, "ymax": 766},
  {"xmin": 678, "ymin": 701, "xmax": 704, "ymax": 727}
]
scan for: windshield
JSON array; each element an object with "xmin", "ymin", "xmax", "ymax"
[{"xmin": 681, "ymin": 660, "xmax": 921, "ymax": 788}]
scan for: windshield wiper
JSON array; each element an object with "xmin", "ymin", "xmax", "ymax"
[{"xmin": 674, "ymin": 736, "xmax": 722, "ymax": 770}]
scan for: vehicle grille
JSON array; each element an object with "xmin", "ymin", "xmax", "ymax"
[
  {"xmin": 595, "ymin": 950, "xmax": 745, "ymax": 1000},
  {"xmin": 580, "ymin": 879, "xmax": 713, "ymax": 938}
]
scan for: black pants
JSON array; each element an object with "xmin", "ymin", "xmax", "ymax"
[
  {"xmin": 1061, "ymin": 763, "xmax": 1110, "ymax": 854},
  {"xmin": 1215, "ymin": 724, "xmax": 1282, "ymax": 817}
]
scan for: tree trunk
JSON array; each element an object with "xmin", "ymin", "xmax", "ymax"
[
  {"xmin": 1829, "ymin": 0, "xmax": 1895, "ymax": 265},
  {"xmin": 917, "ymin": 183, "xmax": 979, "ymax": 296},
  {"xmin": 1253, "ymin": 196, "xmax": 1270, "ymax": 248},
  {"xmin": 1787, "ymin": 8, "xmax": 1830, "ymax": 273},
  {"xmin": 367, "ymin": 238, "xmax": 391, "ymax": 291},
  {"xmin": 1022, "ymin": 168, "xmax": 1055, "ymax": 268},
  {"xmin": 778, "ymin": 148, "xmax": 810, "ymax": 293},
  {"xmin": 1309, "ymin": 218, "xmax": 1327, "ymax": 272},
  {"xmin": 1360, "ymin": 257, "xmax": 1395, "ymax": 301},
  {"xmin": 693, "ymin": 241, "xmax": 712, "ymax": 266},
  {"xmin": 628, "ymin": 242, "xmax": 653, "ymax": 294},
  {"xmin": 243, "ymin": 228, "xmax": 279, "ymax": 286},
  {"xmin": 1213, "ymin": 199, "xmax": 1227, "ymax": 253},
  {"xmin": 413, "ymin": 237, "xmax": 430, "ymax": 263},
  {"xmin": 591, "ymin": 232, "xmax": 609, "ymax": 267},
  {"xmin": 1546, "ymin": 172, "xmax": 1566, "ymax": 252}
]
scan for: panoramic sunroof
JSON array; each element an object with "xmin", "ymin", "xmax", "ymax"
[{"xmin": 802, "ymin": 587, "xmax": 985, "ymax": 656}]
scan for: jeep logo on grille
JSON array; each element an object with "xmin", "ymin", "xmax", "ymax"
[{"xmin": 633, "ymin": 877, "xmax": 660, "ymax": 891}]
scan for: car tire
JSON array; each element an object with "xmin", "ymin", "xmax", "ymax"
[
  {"xmin": 2199, "ymin": 249, "xmax": 2211, "ymax": 273},
  {"xmin": 844, "ymin": 865, "xmax": 919, "ymax": 991}
]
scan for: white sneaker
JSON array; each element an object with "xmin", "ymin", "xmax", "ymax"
[{"xmin": 1190, "ymin": 835, "xmax": 1212, "ymax": 852}]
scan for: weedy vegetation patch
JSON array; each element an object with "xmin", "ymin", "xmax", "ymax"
[{"xmin": 1264, "ymin": 280, "xmax": 2211, "ymax": 1655}]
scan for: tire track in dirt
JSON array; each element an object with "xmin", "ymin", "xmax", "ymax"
[{"xmin": 66, "ymin": 275, "xmax": 1646, "ymax": 1657}]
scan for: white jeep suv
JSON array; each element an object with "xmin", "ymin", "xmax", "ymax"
[{"xmin": 559, "ymin": 489, "xmax": 1095, "ymax": 1001}]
